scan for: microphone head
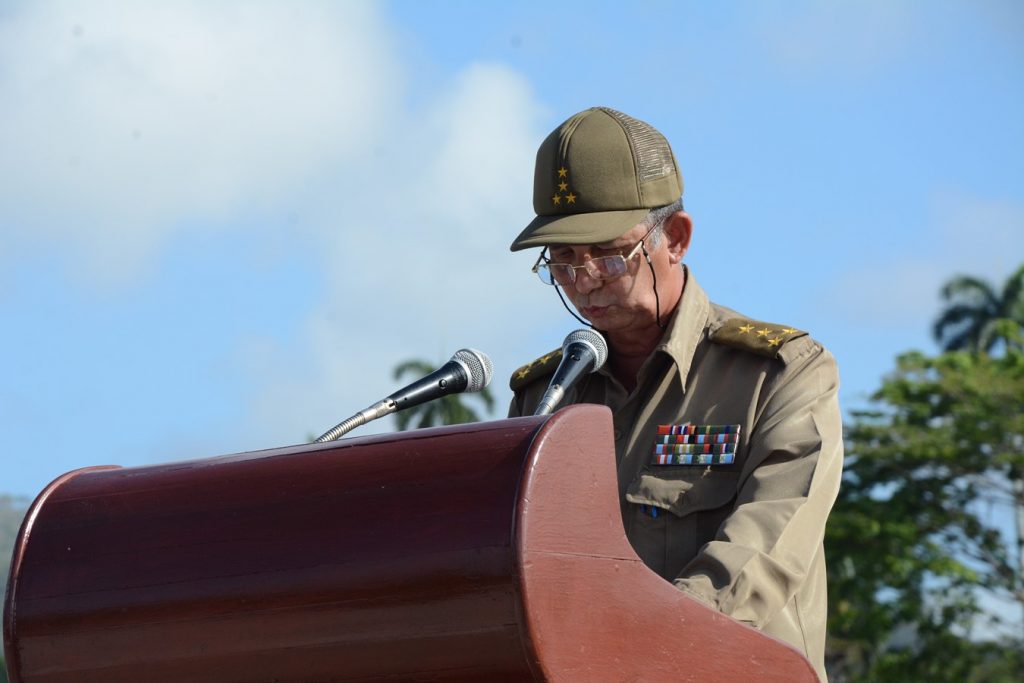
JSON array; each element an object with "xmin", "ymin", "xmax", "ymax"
[
  {"xmin": 562, "ymin": 328, "xmax": 608, "ymax": 370},
  {"xmin": 452, "ymin": 348, "xmax": 493, "ymax": 393}
]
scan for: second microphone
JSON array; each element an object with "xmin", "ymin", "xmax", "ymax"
[{"xmin": 533, "ymin": 329, "xmax": 609, "ymax": 416}]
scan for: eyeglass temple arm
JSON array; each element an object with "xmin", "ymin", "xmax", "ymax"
[{"xmin": 530, "ymin": 248, "xmax": 549, "ymax": 273}]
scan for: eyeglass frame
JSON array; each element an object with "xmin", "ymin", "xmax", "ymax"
[{"xmin": 530, "ymin": 220, "xmax": 663, "ymax": 286}]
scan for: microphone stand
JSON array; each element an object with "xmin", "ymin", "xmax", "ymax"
[{"xmin": 315, "ymin": 399, "xmax": 397, "ymax": 442}]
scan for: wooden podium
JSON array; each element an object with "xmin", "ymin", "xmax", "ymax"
[{"xmin": 3, "ymin": 405, "xmax": 818, "ymax": 682}]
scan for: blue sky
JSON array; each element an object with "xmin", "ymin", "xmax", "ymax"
[{"xmin": 1, "ymin": 0, "xmax": 1022, "ymax": 500}]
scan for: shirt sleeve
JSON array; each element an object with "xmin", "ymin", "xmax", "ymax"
[
  {"xmin": 671, "ymin": 342, "xmax": 844, "ymax": 627},
  {"xmin": 507, "ymin": 395, "xmax": 523, "ymax": 418}
]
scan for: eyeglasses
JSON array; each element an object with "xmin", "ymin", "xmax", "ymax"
[{"xmin": 531, "ymin": 221, "xmax": 661, "ymax": 286}]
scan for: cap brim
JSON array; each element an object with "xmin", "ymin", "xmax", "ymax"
[{"xmin": 509, "ymin": 208, "xmax": 650, "ymax": 252}]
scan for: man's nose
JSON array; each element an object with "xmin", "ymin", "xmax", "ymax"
[{"xmin": 572, "ymin": 267, "xmax": 602, "ymax": 294}]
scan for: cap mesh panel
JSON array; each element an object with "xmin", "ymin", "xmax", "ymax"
[{"xmin": 599, "ymin": 108, "xmax": 675, "ymax": 183}]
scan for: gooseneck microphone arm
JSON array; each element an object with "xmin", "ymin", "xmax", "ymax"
[
  {"xmin": 315, "ymin": 348, "xmax": 493, "ymax": 442},
  {"xmin": 314, "ymin": 398, "xmax": 398, "ymax": 443}
]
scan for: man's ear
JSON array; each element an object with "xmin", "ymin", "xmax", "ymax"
[{"xmin": 663, "ymin": 211, "xmax": 693, "ymax": 264}]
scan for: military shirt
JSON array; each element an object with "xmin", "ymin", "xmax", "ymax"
[{"xmin": 509, "ymin": 269, "xmax": 842, "ymax": 681}]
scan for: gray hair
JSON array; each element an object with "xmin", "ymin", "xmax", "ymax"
[{"xmin": 643, "ymin": 197, "xmax": 684, "ymax": 249}]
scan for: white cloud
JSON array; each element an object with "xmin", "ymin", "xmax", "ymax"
[
  {"xmin": 0, "ymin": 1, "xmax": 568, "ymax": 452},
  {"xmin": 240, "ymin": 63, "xmax": 560, "ymax": 445},
  {"xmin": 0, "ymin": 1, "xmax": 400, "ymax": 283}
]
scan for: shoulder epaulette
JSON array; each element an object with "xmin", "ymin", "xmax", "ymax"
[
  {"xmin": 509, "ymin": 348, "xmax": 562, "ymax": 391},
  {"xmin": 711, "ymin": 318, "xmax": 808, "ymax": 359}
]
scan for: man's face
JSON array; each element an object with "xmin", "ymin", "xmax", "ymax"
[{"xmin": 547, "ymin": 221, "xmax": 670, "ymax": 336}]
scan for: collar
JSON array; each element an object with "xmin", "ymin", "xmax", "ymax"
[
  {"xmin": 590, "ymin": 265, "xmax": 710, "ymax": 394},
  {"xmin": 654, "ymin": 266, "xmax": 711, "ymax": 394}
]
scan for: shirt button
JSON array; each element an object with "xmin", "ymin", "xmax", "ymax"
[{"xmin": 613, "ymin": 429, "xmax": 623, "ymax": 441}]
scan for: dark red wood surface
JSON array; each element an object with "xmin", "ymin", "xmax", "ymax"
[
  {"xmin": 516, "ymin": 406, "xmax": 819, "ymax": 682},
  {"xmin": 4, "ymin": 406, "xmax": 819, "ymax": 682},
  {"xmin": 4, "ymin": 418, "xmax": 545, "ymax": 683}
]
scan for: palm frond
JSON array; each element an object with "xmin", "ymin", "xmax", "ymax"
[
  {"xmin": 393, "ymin": 359, "xmax": 436, "ymax": 381},
  {"xmin": 978, "ymin": 317, "xmax": 1024, "ymax": 354},
  {"xmin": 933, "ymin": 304, "xmax": 985, "ymax": 349},
  {"xmin": 941, "ymin": 325, "xmax": 984, "ymax": 353},
  {"xmin": 998, "ymin": 264, "xmax": 1024, "ymax": 320},
  {"xmin": 977, "ymin": 319, "xmax": 1002, "ymax": 354},
  {"xmin": 476, "ymin": 386, "xmax": 496, "ymax": 413},
  {"xmin": 934, "ymin": 271, "xmax": 1015, "ymax": 352},
  {"xmin": 395, "ymin": 410, "xmax": 413, "ymax": 431},
  {"xmin": 939, "ymin": 275, "xmax": 999, "ymax": 308},
  {"xmin": 416, "ymin": 402, "xmax": 439, "ymax": 430}
]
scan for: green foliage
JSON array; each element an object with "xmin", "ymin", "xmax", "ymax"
[
  {"xmin": 392, "ymin": 359, "xmax": 495, "ymax": 430},
  {"xmin": 826, "ymin": 348, "xmax": 1024, "ymax": 681},
  {"xmin": 859, "ymin": 632, "xmax": 1024, "ymax": 683},
  {"xmin": 1, "ymin": 494, "xmax": 29, "ymax": 592},
  {"xmin": 933, "ymin": 264, "xmax": 1024, "ymax": 353},
  {"xmin": 1, "ymin": 494, "xmax": 29, "ymax": 682}
]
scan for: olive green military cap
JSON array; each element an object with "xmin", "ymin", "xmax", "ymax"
[{"xmin": 510, "ymin": 106, "xmax": 683, "ymax": 252}]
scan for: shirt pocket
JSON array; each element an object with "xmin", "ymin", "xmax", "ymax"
[
  {"xmin": 625, "ymin": 467, "xmax": 740, "ymax": 517},
  {"xmin": 624, "ymin": 467, "xmax": 741, "ymax": 579}
]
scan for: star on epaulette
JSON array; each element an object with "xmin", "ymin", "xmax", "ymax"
[
  {"xmin": 509, "ymin": 348, "xmax": 563, "ymax": 391},
  {"xmin": 711, "ymin": 318, "xmax": 808, "ymax": 359}
]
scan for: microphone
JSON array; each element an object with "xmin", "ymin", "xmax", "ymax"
[
  {"xmin": 315, "ymin": 348, "xmax": 494, "ymax": 442},
  {"xmin": 533, "ymin": 329, "xmax": 608, "ymax": 416}
]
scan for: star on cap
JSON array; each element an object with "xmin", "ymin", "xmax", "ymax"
[
  {"xmin": 738, "ymin": 324, "xmax": 755, "ymax": 334},
  {"xmin": 553, "ymin": 166, "xmax": 579, "ymax": 207},
  {"xmin": 757, "ymin": 328, "xmax": 773, "ymax": 337}
]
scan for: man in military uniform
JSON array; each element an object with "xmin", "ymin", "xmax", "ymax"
[{"xmin": 508, "ymin": 107, "xmax": 842, "ymax": 681}]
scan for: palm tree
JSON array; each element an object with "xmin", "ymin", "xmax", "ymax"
[
  {"xmin": 391, "ymin": 359, "xmax": 495, "ymax": 430},
  {"xmin": 933, "ymin": 264, "xmax": 1024, "ymax": 353}
]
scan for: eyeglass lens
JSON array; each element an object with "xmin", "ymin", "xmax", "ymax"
[{"xmin": 536, "ymin": 256, "xmax": 630, "ymax": 285}]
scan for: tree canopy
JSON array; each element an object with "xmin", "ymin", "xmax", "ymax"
[{"xmin": 826, "ymin": 328, "xmax": 1024, "ymax": 680}]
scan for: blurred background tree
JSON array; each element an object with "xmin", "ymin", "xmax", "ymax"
[
  {"xmin": 391, "ymin": 359, "xmax": 496, "ymax": 430},
  {"xmin": 826, "ymin": 266, "xmax": 1024, "ymax": 682},
  {"xmin": 933, "ymin": 264, "xmax": 1024, "ymax": 353},
  {"xmin": 1, "ymin": 494, "xmax": 29, "ymax": 683}
]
